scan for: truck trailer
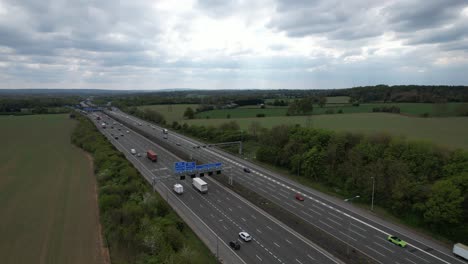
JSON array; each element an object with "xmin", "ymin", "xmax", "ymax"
[
  {"xmin": 146, "ymin": 150, "xmax": 157, "ymax": 162},
  {"xmin": 192, "ymin": 178, "xmax": 208, "ymax": 193},
  {"xmin": 453, "ymin": 243, "xmax": 468, "ymax": 260}
]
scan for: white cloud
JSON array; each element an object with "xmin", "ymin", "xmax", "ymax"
[{"xmin": 0, "ymin": 0, "xmax": 466, "ymax": 89}]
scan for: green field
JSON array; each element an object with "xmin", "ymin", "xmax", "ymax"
[
  {"xmin": 138, "ymin": 104, "xmax": 199, "ymax": 123},
  {"xmin": 196, "ymin": 107, "xmax": 288, "ymax": 119},
  {"xmin": 0, "ymin": 114, "xmax": 106, "ymax": 264},
  {"xmin": 195, "ymin": 102, "xmax": 465, "ymax": 119},
  {"xmin": 184, "ymin": 113, "xmax": 468, "ymax": 150},
  {"xmin": 325, "ymin": 96, "xmax": 350, "ymax": 104}
]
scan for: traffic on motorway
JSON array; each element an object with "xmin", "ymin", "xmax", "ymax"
[
  {"xmin": 96, "ymin": 110, "xmax": 466, "ymax": 264},
  {"xmin": 92, "ymin": 112, "xmax": 342, "ymax": 264}
]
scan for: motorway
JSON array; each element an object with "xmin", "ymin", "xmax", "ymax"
[
  {"xmin": 90, "ymin": 113, "xmax": 342, "ymax": 264},
  {"xmin": 105, "ymin": 109, "xmax": 465, "ymax": 264}
]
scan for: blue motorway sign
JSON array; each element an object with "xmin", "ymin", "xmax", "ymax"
[
  {"xmin": 174, "ymin": 162, "xmax": 186, "ymax": 173},
  {"xmin": 185, "ymin": 162, "xmax": 196, "ymax": 171},
  {"xmin": 175, "ymin": 161, "xmax": 222, "ymax": 173}
]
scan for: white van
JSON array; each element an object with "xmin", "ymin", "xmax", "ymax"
[
  {"xmin": 130, "ymin": 149, "xmax": 137, "ymax": 155},
  {"xmin": 173, "ymin": 184, "xmax": 184, "ymax": 194}
]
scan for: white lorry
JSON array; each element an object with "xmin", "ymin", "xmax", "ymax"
[
  {"xmin": 453, "ymin": 243, "xmax": 468, "ymax": 260},
  {"xmin": 163, "ymin": 128, "xmax": 168, "ymax": 134},
  {"xmin": 192, "ymin": 178, "xmax": 208, "ymax": 193},
  {"xmin": 173, "ymin": 183, "xmax": 184, "ymax": 194}
]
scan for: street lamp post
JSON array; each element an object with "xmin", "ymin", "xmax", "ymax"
[
  {"xmin": 371, "ymin": 177, "xmax": 375, "ymax": 211},
  {"xmin": 344, "ymin": 195, "xmax": 360, "ymax": 256}
]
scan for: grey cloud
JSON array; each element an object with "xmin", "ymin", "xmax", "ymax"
[
  {"xmin": 268, "ymin": 0, "xmax": 383, "ymax": 40},
  {"xmin": 383, "ymin": 0, "xmax": 466, "ymax": 32},
  {"xmin": 405, "ymin": 20, "xmax": 468, "ymax": 45}
]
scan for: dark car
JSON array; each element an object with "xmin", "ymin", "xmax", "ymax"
[
  {"xmin": 114, "ymin": 136, "xmax": 119, "ymax": 140},
  {"xmin": 229, "ymin": 241, "xmax": 241, "ymax": 250},
  {"xmin": 295, "ymin": 193, "xmax": 305, "ymax": 201},
  {"xmin": 243, "ymin": 167, "xmax": 251, "ymax": 173}
]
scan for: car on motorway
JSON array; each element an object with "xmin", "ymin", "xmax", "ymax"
[
  {"xmin": 239, "ymin": 232, "xmax": 252, "ymax": 242},
  {"xmin": 176, "ymin": 142, "xmax": 181, "ymax": 146},
  {"xmin": 229, "ymin": 241, "xmax": 241, "ymax": 250},
  {"xmin": 121, "ymin": 134, "xmax": 124, "ymax": 137},
  {"xmin": 243, "ymin": 167, "xmax": 251, "ymax": 173},
  {"xmin": 387, "ymin": 235, "xmax": 407, "ymax": 247},
  {"xmin": 131, "ymin": 149, "xmax": 136, "ymax": 154},
  {"xmin": 126, "ymin": 130, "xmax": 130, "ymax": 133},
  {"xmin": 137, "ymin": 153, "xmax": 141, "ymax": 157},
  {"xmin": 114, "ymin": 136, "xmax": 119, "ymax": 140},
  {"xmin": 163, "ymin": 135, "xmax": 168, "ymax": 139},
  {"xmin": 295, "ymin": 193, "xmax": 305, "ymax": 201}
]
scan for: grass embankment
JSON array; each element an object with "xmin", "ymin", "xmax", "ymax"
[
  {"xmin": 184, "ymin": 113, "xmax": 468, "ymax": 150},
  {"xmin": 71, "ymin": 113, "xmax": 216, "ymax": 264},
  {"xmin": 0, "ymin": 114, "xmax": 106, "ymax": 264}
]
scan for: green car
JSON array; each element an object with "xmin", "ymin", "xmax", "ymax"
[{"xmin": 387, "ymin": 235, "xmax": 408, "ymax": 247}]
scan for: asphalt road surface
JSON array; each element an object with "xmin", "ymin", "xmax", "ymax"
[
  {"xmin": 91, "ymin": 113, "xmax": 343, "ymax": 264},
  {"xmin": 103, "ymin": 109, "xmax": 465, "ymax": 264}
]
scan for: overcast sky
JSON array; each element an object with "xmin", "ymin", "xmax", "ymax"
[{"xmin": 0, "ymin": 0, "xmax": 467, "ymax": 90}]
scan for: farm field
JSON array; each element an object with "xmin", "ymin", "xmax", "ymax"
[
  {"xmin": 196, "ymin": 102, "xmax": 466, "ymax": 119},
  {"xmin": 183, "ymin": 113, "xmax": 468, "ymax": 150},
  {"xmin": 0, "ymin": 114, "xmax": 106, "ymax": 264},
  {"xmin": 138, "ymin": 104, "xmax": 198, "ymax": 123}
]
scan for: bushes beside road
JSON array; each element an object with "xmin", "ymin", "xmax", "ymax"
[
  {"xmin": 71, "ymin": 113, "xmax": 216, "ymax": 264},
  {"xmin": 256, "ymin": 125, "xmax": 468, "ymax": 243}
]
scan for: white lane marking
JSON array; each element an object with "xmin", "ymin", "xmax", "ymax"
[
  {"xmin": 351, "ymin": 223, "xmax": 367, "ymax": 232},
  {"xmin": 257, "ymin": 228, "xmax": 262, "ymax": 234},
  {"xmin": 287, "ymin": 203, "xmax": 297, "ymax": 209},
  {"xmin": 256, "ymin": 255, "xmax": 262, "ymax": 261},
  {"xmin": 251, "ymin": 214, "xmax": 256, "ymax": 219},
  {"xmin": 274, "ymin": 242, "xmax": 280, "ymax": 248},
  {"xmin": 285, "ymin": 239, "xmax": 292, "ymax": 245},
  {"xmin": 407, "ymin": 250, "xmax": 431, "ymax": 263},
  {"xmin": 366, "ymin": 245, "xmax": 386, "ymax": 257},
  {"xmin": 278, "ymin": 193, "xmax": 289, "ymax": 199},
  {"xmin": 319, "ymin": 220, "xmax": 335, "ymax": 230},
  {"xmin": 301, "ymin": 210, "xmax": 315, "ymax": 219},
  {"xmin": 326, "ymin": 217, "xmax": 343, "ymax": 227},
  {"xmin": 307, "ymin": 254, "xmax": 316, "ymax": 261},
  {"xmin": 372, "ymin": 242, "xmax": 394, "ymax": 253},
  {"xmin": 266, "ymin": 225, "xmax": 273, "ymax": 230},
  {"xmin": 349, "ymin": 228, "xmax": 367, "ymax": 239},
  {"xmin": 308, "ymin": 208, "xmax": 322, "ymax": 216},
  {"xmin": 329, "ymin": 212, "xmax": 344, "ymax": 221},
  {"xmin": 296, "ymin": 259, "xmax": 304, "ymax": 264},
  {"xmin": 405, "ymin": 258, "xmax": 417, "ymax": 264},
  {"xmin": 340, "ymin": 230, "xmax": 358, "ymax": 242},
  {"xmin": 223, "ymin": 225, "xmax": 228, "ymax": 230},
  {"xmin": 241, "ymin": 217, "xmax": 246, "ymax": 222},
  {"xmin": 228, "ymin": 207, "xmax": 232, "ymax": 212}
]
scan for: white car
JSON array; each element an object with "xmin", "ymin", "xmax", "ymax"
[
  {"xmin": 131, "ymin": 149, "xmax": 137, "ymax": 155},
  {"xmin": 239, "ymin": 232, "xmax": 252, "ymax": 242},
  {"xmin": 126, "ymin": 130, "xmax": 130, "ymax": 133}
]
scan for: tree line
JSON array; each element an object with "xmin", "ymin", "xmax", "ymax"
[
  {"xmin": 130, "ymin": 109, "xmax": 468, "ymax": 243},
  {"xmin": 255, "ymin": 125, "xmax": 468, "ymax": 243},
  {"xmin": 0, "ymin": 97, "xmax": 77, "ymax": 115},
  {"xmin": 71, "ymin": 113, "xmax": 216, "ymax": 263}
]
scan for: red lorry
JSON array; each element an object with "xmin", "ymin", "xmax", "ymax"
[{"xmin": 147, "ymin": 150, "xmax": 157, "ymax": 162}]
